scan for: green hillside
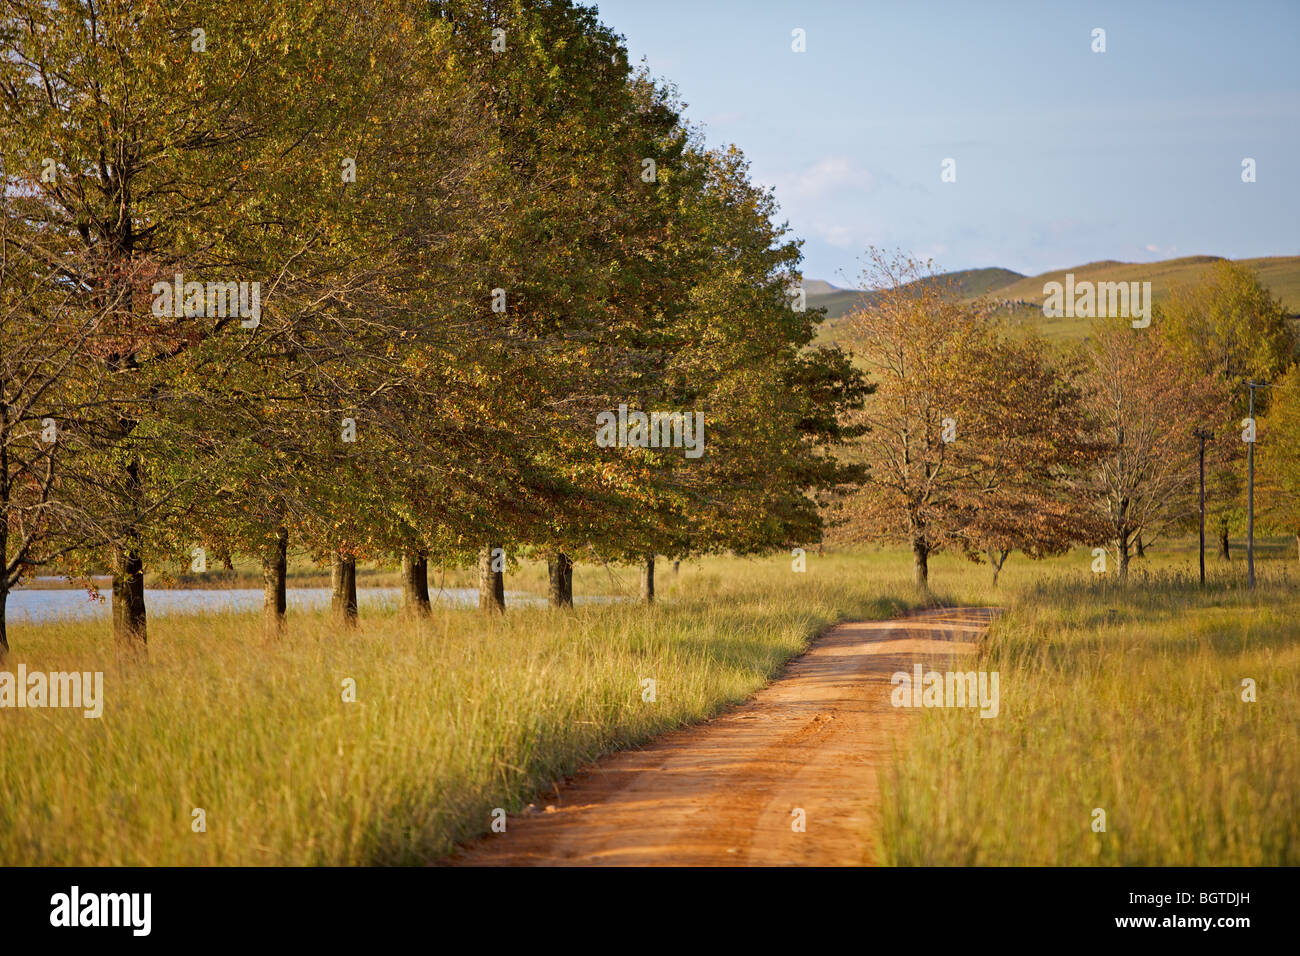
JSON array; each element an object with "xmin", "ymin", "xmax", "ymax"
[
  {"xmin": 992, "ymin": 255, "xmax": 1300, "ymax": 310},
  {"xmin": 806, "ymin": 266, "xmax": 1025, "ymax": 320},
  {"xmin": 810, "ymin": 255, "xmax": 1300, "ymax": 344}
]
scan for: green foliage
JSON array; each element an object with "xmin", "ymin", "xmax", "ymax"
[
  {"xmin": 1258, "ymin": 364, "xmax": 1300, "ymax": 539},
  {"xmin": 1, "ymin": 0, "xmax": 863, "ymax": 648}
]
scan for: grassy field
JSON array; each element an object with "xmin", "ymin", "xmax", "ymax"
[
  {"xmin": 882, "ymin": 548, "xmax": 1300, "ymax": 866},
  {"xmin": 3, "ymin": 542, "xmax": 1296, "ymax": 865},
  {"xmin": 0, "ymin": 552, "xmax": 914, "ymax": 865}
]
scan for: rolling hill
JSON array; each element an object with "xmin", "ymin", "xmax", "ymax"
[
  {"xmin": 807, "ymin": 255, "xmax": 1300, "ymax": 343},
  {"xmin": 805, "ymin": 267, "xmax": 1026, "ymax": 320}
]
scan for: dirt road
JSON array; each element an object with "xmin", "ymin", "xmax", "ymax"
[{"xmin": 448, "ymin": 606, "xmax": 999, "ymax": 866}]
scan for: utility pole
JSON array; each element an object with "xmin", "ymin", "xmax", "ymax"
[
  {"xmin": 1193, "ymin": 428, "xmax": 1212, "ymax": 587},
  {"xmin": 1245, "ymin": 381, "xmax": 1270, "ymax": 590}
]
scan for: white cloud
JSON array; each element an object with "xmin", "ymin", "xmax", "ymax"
[
  {"xmin": 782, "ymin": 156, "xmax": 875, "ymax": 201},
  {"xmin": 816, "ymin": 223, "xmax": 861, "ymax": 249}
]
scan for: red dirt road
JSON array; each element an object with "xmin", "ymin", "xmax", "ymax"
[{"xmin": 448, "ymin": 606, "xmax": 999, "ymax": 866}]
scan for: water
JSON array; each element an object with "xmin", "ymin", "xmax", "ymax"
[{"xmin": 4, "ymin": 586, "xmax": 584, "ymax": 624}]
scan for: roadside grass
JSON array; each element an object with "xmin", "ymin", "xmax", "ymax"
[
  {"xmin": 0, "ymin": 551, "xmax": 912, "ymax": 865},
  {"xmin": 882, "ymin": 549, "xmax": 1300, "ymax": 865},
  {"xmin": 6, "ymin": 541, "xmax": 1296, "ymax": 866}
]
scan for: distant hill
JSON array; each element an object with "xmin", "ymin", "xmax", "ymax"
[
  {"xmin": 808, "ymin": 255, "xmax": 1300, "ymax": 342},
  {"xmin": 930, "ymin": 266, "xmax": 1028, "ymax": 299},
  {"xmin": 806, "ymin": 267, "xmax": 1025, "ymax": 319},
  {"xmin": 802, "ymin": 279, "xmax": 846, "ymax": 297},
  {"xmin": 991, "ymin": 255, "xmax": 1300, "ymax": 311}
]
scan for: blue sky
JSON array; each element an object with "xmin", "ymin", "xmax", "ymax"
[{"xmin": 593, "ymin": 0, "xmax": 1300, "ymax": 286}]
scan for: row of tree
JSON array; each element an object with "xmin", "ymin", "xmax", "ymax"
[
  {"xmin": 0, "ymin": 0, "xmax": 868, "ymax": 656},
  {"xmin": 832, "ymin": 251, "xmax": 1300, "ymax": 585}
]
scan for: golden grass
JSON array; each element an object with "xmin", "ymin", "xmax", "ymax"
[
  {"xmin": 5, "ymin": 543, "xmax": 1297, "ymax": 866},
  {"xmin": 0, "ymin": 553, "xmax": 911, "ymax": 865},
  {"xmin": 883, "ymin": 549, "xmax": 1300, "ymax": 865}
]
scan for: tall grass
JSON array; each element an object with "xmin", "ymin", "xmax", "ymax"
[
  {"xmin": 0, "ymin": 553, "xmax": 912, "ymax": 865},
  {"xmin": 7, "ymin": 544, "xmax": 1296, "ymax": 866},
  {"xmin": 882, "ymin": 554, "xmax": 1300, "ymax": 865}
]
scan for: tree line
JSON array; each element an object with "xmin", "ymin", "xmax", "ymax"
[
  {"xmin": 831, "ymin": 251, "xmax": 1300, "ymax": 586},
  {"xmin": 0, "ymin": 0, "xmax": 869, "ymax": 656},
  {"xmin": 5, "ymin": 1, "xmax": 1296, "ymax": 660}
]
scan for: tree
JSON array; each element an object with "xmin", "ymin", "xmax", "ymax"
[
  {"xmin": 569, "ymin": 138, "xmax": 867, "ymax": 598},
  {"xmin": 420, "ymin": 0, "xmax": 651, "ymax": 611},
  {"xmin": 2, "ymin": 0, "xmax": 369, "ymax": 643},
  {"xmin": 833, "ymin": 250, "xmax": 1093, "ymax": 587},
  {"xmin": 1078, "ymin": 319, "xmax": 1224, "ymax": 580},
  {"xmin": 172, "ymin": 2, "xmax": 503, "ymax": 632},
  {"xmin": 0, "ymin": 226, "xmax": 119, "ymax": 657},
  {"xmin": 1257, "ymin": 363, "xmax": 1300, "ymax": 564},
  {"xmin": 3, "ymin": 0, "xmax": 506, "ymax": 642},
  {"xmin": 1161, "ymin": 261, "xmax": 1296, "ymax": 558},
  {"xmin": 960, "ymin": 337, "xmax": 1107, "ymax": 585}
]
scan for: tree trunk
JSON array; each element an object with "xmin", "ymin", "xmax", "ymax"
[
  {"xmin": 331, "ymin": 552, "xmax": 358, "ymax": 626},
  {"xmin": 478, "ymin": 545, "xmax": 504, "ymax": 613},
  {"xmin": 111, "ymin": 458, "xmax": 147, "ymax": 647},
  {"xmin": 401, "ymin": 551, "xmax": 432, "ymax": 617},
  {"xmin": 672, "ymin": 559, "xmax": 680, "ymax": 574},
  {"xmin": 912, "ymin": 535, "xmax": 928, "ymax": 588},
  {"xmin": 1118, "ymin": 533, "xmax": 1131, "ymax": 582},
  {"xmin": 0, "ymin": 587, "xmax": 8, "ymax": 662},
  {"xmin": 1295, "ymin": 533, "xmax": 1300, "ymax": 565},
  {"xmin": 988, "ymin": 547, "xmax": 1008, "ymax": 587},
  {"xmin": 111, "ymin": 538, "xmax": 147, "ymax": 647},
  {"xmin": 262, "ymin": 526, "xmax": 288, "ymax": 637},
  {"xmin": 1219, "ymin": 521, "xmax": 1230, "ymax": 560},
  {"xmin": 415, "ymin": 555, "xmax": 431, "ymax": 613},
  {"xmin": 641, "ymin": 554, "xmax": 655, "ymax": 604},
  {"xmin": 1135, "ymin": 533, "xmax": 1145, "ymax": 558},
  {"xmin": 547, "ymin": 552, "xmax": 573, "ymax": 608}
]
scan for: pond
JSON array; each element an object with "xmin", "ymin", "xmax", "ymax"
[{"xmin": 4, "ymin": 586, "xmax": 593, "ymax": 624}]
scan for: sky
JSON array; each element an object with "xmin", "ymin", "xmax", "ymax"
[{"xmin": 592, "ymin": 0, "xmax": 1300, "ymax": 286}]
